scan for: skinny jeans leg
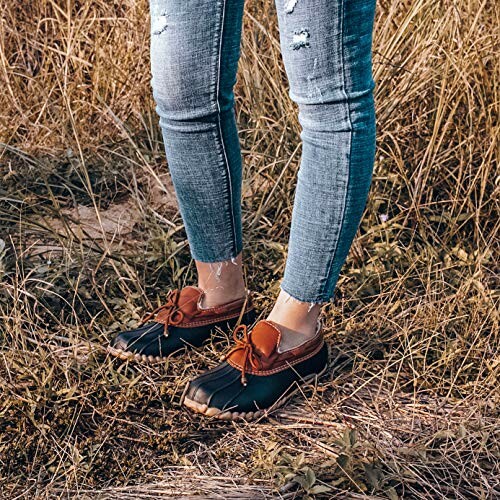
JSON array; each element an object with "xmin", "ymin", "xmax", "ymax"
[
  {"xmin": 150, "ymin": 0, "xmax": 245, "ymax": 263},
  {"xmin": 277, "ymin": 0, "xmax": 377, "ymax": 302},
  {"xmin": 149, "ymin": 0, "xmax": 376, "ymax": 302}
]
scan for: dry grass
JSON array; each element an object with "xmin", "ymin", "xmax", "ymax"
[{"xmin": 0, "ymin": 0, "xmax": 499, "ymax": 498}]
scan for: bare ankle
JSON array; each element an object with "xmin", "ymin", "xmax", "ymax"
[
  {"xmin": 200, "ymin": 284, "xmax": 247, "ymax": 308},
  {"xmin": 196, "ymin": 253, "xmax": 246, "ymax": 308},
  {"xmin": 267, "ymin": 289, "xmax": 322, "ymax": 351}
]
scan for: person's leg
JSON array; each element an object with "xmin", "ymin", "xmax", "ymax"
[
  {"xmin": 150, "ymin": 0, "xmax": 246, "ymax": 306},
  {"xmin": 108, "ymin": 0, "xmax": 253, "ymax": 362},
  {"xmin": 181, "ymin": 0, "xmax": 377, "ymax": 419},
  {"xmin": 268, "ymin": 0, "xmax": 377, "ymax": 349}
]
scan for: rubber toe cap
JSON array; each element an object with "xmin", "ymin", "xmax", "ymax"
[{"xmin": 111, "ymin": 332, "xmax": 129, "ymax": 351}]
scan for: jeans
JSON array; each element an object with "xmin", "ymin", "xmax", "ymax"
[{"xmin": 150, "ymin": 0, "xmax": 376, "ymax": 303}]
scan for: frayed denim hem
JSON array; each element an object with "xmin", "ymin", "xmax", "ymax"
[
  {"xmin": 189, "ymin": 244, "xmax": 242, "ymax": 266},
  {"xmin": 279, "ymin": 282, "xmax": 334, "ymax": 308}
]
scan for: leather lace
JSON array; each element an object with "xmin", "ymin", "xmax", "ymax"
[
  {"xmin": 221, "ymin": 324, "xmax": 261, "ymax": 386},
  {"xmin": 140, "ymin": 289, "xmax": 184, "ymax": 337}
]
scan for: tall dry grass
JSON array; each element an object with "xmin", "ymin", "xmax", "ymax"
[{"xmin": 0, "ymin": 0, "xmax": 499, "ymax": 498}]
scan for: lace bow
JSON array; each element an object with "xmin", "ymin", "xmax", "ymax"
[
  {"xmin": 140, "ymin": 289, "xmax": 184, "ymax": 337},
  {"xmin": 221, "ymin": 324, "xmax": 261, "ymax": 386}
]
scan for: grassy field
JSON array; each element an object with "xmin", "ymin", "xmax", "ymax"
[{"xmin": 0, "ymin": 0, "xmax": 498, "ymax": 498}]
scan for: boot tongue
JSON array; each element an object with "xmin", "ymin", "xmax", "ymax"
[
  {"xmin": 250, "ymin": 320, "xmax": 281, "ymax": 358},
  {"xmin": 177, "ymin": 286, "xmax": 203, "ymax": 315}
]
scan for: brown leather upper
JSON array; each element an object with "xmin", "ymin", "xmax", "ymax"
[
  {"xmin": 224, "ymin": 320, "xmax": 324, "ymax": 381},
  {"xmin": 144, "ymin": 286, "xmax": 253, "ymax": 329}
]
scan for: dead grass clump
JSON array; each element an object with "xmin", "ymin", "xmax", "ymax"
[{"xmin": 1, "ymin": 0, "xmax": 498, "ymax": 498}]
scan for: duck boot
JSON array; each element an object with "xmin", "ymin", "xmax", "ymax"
[
  {"xmin": 182, "ymin": 319, "xmax": 328, "ymax": 420},
  {"xmin": 108, "ymin": 286, "xmax": 256, "ymax": 362}
]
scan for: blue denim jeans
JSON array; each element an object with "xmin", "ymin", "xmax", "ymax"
[{"xmin": 150, "ymin": 0, "xmax": 376, "ymax": 303}]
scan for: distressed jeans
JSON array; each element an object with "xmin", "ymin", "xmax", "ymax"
[{"xmin": 150, "ymin": 0, "xmax": 376, "ymax": 303}]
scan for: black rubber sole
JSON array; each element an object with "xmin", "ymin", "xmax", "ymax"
[
  {"xmin": 108, "ymin": 310, "xmax": 257, "ymax": 363},
  {"xmin": 181, "ymin": 343, "xmax": 330, "ymax": 421},
  {"xmin": 182, "ymin": 363, "xmax": 328, "ymax": 421}
]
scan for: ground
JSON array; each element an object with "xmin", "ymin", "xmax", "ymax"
[{"xmin": 0, "ymin": 0, "xmax": 498, "ymax": 498}]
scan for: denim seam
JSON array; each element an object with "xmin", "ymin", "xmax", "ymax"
[
  {"xmin": 214, "ymin": 0, "xmax": 238, "ymax": 258},
  {"xmin": 319, "ymin": 0, "xmax": 353, "ymax": 301}
]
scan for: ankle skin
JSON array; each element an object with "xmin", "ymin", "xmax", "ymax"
[
  {"xmin": 267, "ymin": 289, "xmax": 322, "ymax": 351},
  {"xmin": 196, "ymin": 253, "xmax": 246, "ymax": 308}
]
